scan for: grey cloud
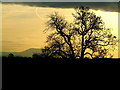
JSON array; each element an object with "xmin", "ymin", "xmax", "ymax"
[
  {"xmin": 1, "ymin": 0, "xmax": 119, "ymax": 2},
  {"xmin": 2, "ymin": 41, "xmax": 15, "ymax": 43},
  {"xmin": 2, "ymin": 41, "xmax": 25, "ymax": 46},
  {"xmin": 3, "ymin": 2, "xmax": 119, "ymax": 12}
]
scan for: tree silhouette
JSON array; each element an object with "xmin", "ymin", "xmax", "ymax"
[
  {"xmin": 8, "ymin": 53, "xmax": 14, "ymax": 58},
  {"xmin": 44, "ymin": 6, "xmax": 117, "ymax": 59}
]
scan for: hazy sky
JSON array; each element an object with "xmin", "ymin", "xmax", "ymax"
[{"xmin": 2, "ymin": 2, "xmax": 119, "ymax": 57}]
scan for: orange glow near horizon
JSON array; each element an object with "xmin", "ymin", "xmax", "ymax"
[{"xmin": 2, "ymin": 4, "xmax": 119, "ymax": 58}]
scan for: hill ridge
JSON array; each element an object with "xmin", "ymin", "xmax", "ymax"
[{"xmin": 2, "ymin": 48, "xmax": 42, "ymax": 57}]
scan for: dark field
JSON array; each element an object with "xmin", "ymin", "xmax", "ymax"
[
  {"xmin": 2, "ymin": 57, "xmax": 120, "ymax": 64},
  {"xmin": 2, "ymin": 57, "xmax": 120, "ymax": 90}
]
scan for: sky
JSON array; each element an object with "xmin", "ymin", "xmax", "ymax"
[{"xmin": 1, "ymin": 2, "xmax": 119, "ymax": 58}]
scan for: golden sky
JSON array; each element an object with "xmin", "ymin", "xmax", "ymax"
[{"xmin": 2, "ymin": 4, "xmax": 119, "ymax": 58}]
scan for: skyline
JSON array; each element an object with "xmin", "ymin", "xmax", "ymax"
[{"xmin": 1, "ymin": 2, "xmax": 119, "ymax": 58}]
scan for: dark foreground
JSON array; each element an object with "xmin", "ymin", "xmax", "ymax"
[
  {"xmin": 2, "ymin": 57, "xmax": 120, "ymax": 64},
  {"xmin": 2, "ymin": 57, "xmax": 120, "ymax": 90}
]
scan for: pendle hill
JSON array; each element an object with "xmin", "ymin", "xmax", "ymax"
[{"xmin": 2, "ymin": 48, "xmax": 42, "ymax": 57}]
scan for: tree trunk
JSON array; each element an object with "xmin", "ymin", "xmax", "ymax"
[
  {"xmin": 80, "ymin": 35, "xmax": 84, "ymax": 59},
  {"xmin": 69, "ymin": 43, "xmax": 75, "ymax": 59}
]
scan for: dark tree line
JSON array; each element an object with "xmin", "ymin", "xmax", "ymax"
[{"xmin": 43, "ymin": 6, "xmax": 117, "ymax": 59}]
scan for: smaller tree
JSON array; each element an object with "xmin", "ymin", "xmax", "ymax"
[
  {"xmin": 8, "ymin": 53, "xmax": 14, "ymax": 58},
  {"xmin": 32, "ymin": 53, "xmax": 39, "ymax": 59}
]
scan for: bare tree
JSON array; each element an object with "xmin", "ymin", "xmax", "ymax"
[{"xmin": 44, "ymin": 6, "xmax": 117, "ymax": 59}]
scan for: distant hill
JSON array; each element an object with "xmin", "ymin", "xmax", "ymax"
[{"xmin": 2, "ymin": 48, "xmax": 42, "ymax": 57}]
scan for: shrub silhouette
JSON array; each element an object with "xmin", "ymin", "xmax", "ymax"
[
  {"xmin": 8, "ymin": 53, "xmax": 14, "ymax": 58},
  {"xmin": 32, "ymin": 53, "xmax": 40, "ymax": 59}
]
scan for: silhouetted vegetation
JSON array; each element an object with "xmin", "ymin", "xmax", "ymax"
[
  {"xmin": 2, "ymin": 52, "xmax": 120, "ymax": 64},
  {"xmin": 2, "ymin": 51, "xmax": 120, "ymax": 64},
  {"xmin": 44, "ymin": 6, "xmax": 118, "ymax": 59},
  {"xmin": 2, "ymin": 56, "xmax": 120, "ymax": 64},
  {"xmin": 8, "ymin": 53, "xmax": 14, "ymax": 58}
]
